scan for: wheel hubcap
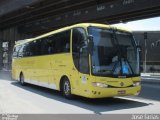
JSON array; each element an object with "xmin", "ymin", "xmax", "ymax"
[{"xmin": 64, "ymin": 81, "xmax": 70, "ymax": 95}]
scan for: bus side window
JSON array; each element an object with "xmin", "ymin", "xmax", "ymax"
[
  {"xmin": 36, "ymin": 40, "xmax": 42, "ymax": 56},
  {"xmin": 13, "ymin": 46, "xmax": 21, "ymax": 58},
  {"xmin": 18, "ymin": 45, "xmax": 24, "ymax": 57},
  {"xmin": 47, "ymin": 37, "xmax": 55, "ymax": 54},
  {"xmin": 29, "ymin": 41, "xmax": 40, "ymax": 56},
  {"xmin": 72, "ymin": 28, "xmax": 89, "ymax": 74},
  {"xmin": 13, "ymin": 48, "xmax": 17, "ymax": 58},
  {"xmin": 41, "ymin": 38, "xmax": 50, "ymax": 55},
  {"xmin": 23, "ymin": 43, "xmax": 30, "ymax": 57},
  {"xmin": 46, "ymin": 30, "xmax": 70, "ymax": 54},
  {"xmin": 61, "ymin": 30, "xmax": 70, "ymax": 52},
  {"xmin": 54, "ymin": 30, "xmax": 70, "ymax": 53}
]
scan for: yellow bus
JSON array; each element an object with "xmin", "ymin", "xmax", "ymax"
[{"xmin": 12, "ymin": 23, "xmax": 141, "ymax": 99}]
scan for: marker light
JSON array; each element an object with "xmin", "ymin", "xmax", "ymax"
[{"xmin": 133, "ymin": 81, "xmax": 141, "ymax": 86}]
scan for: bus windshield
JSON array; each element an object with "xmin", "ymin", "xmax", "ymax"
[{"xmin": 88, "ymin": 27, "xmax": 140, "ymax": 77}]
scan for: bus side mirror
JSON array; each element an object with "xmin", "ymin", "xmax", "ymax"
[{"xmin": 88, "ymin": 35, "xmax": 94, "ymax": 55}]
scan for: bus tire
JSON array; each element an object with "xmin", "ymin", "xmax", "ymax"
[
  {"xmin": 20, "ymin": 73, "xmax": 25, "ymax": 86},
  {"xmin": 62, "ymin": 77, "xmax": 73, "ymax": 99}
]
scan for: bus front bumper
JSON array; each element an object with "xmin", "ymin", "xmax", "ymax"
[{"xmin": 87, "ymin": 86, "xmax": 141, "ymax": 98}]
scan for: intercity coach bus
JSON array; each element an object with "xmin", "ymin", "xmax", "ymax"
[{"xmin": 12, "ymin": 23, "xmax": 141, "ymax": 99}]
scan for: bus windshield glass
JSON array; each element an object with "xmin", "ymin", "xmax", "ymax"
[{"xmin": 88, "ymin": 27, "xmax": 139, "ymax": 77}]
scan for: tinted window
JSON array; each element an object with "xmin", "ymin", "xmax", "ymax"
[
  {"xmin": 29, "ymin": 41, "xmax": 40, "ymax": 56},
  {"xmin": 18, "ymin": 45, "xmax": 25, "ymax": 57},
  {"xmin": 51, "ymin": 30, "xmax": 70, "ymax": 53},
  {"xmin": 41, "ymin": 30, "xmax": 70, "ymax": 55},
  {"xmin": 41, "ymin": 37, "xmax": 55, "ymax": 55},
  {"xmin": 14, "ymin": 30, "xmax": 71, "ymax": 57},
  {"xmin": 13, "ymin": 46, "xmax": 21, "ymax": 58},
  {"xmin": 23, "ymin": 43, "xmax": 30, "ymax": 57},
  {"xmin": 19, "ymin": 40, "xmax": 41, "ymax": 57},
  {"xmin": 72, "ymin": 28, "xmax": 89, "ymax": 74},
  {"xmin": 35, "ymin": 40, "xmax": 42, "ymax": 55}
]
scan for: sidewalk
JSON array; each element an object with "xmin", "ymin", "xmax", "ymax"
[
  {"xmin": 141, "ymin": 73, "xmax": 160, "ymax": 78},
  {"xmin": 141, "ymin": 73, "xmax": 160, "ymax": 80}
]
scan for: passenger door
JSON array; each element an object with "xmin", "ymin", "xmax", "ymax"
[{"xmin": 72, "ymin": 28, "xmax": 90, "ymax": 95}]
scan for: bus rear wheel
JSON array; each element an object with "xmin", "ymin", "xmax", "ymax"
[
  {"xmin": 62, "ymin": 78, "xmax": 73, "ymax": 99},
  {"xmin": 20, "ymin": 73, "xmax": 25, "ymax": 86}
]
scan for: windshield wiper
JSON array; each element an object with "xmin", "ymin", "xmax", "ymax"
[{"xmin": 112, "ymin": 30, "xmax": 135, "ymax": 75}]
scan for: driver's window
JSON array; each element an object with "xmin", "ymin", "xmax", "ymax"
[{"xmin": 72, "ymin": 28, "xmax": 89, "ymax": 74}]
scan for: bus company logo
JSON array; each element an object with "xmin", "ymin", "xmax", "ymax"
[{"xmin": 120, "ymin": 82, "xmax": 124, "ymax": 87}]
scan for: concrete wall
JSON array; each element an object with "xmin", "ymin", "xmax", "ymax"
[
  {"xmin": 133, "ymin": 31, "xmax": 160, "ymax": 73},
  {"xmin": 0, "ymin": 31, "xmax": 3, "ymax": 70},
  {"xmin": 0, "ymin": 27, "xmax": 33, "ymax": 70}
]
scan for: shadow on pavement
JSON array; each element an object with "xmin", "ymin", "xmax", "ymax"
[{"xmin": 11, "ymin": 81, "xmax": 149, "ymax": 114}]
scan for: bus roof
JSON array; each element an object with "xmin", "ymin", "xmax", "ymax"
[{"xmin": 14, "ymin": 23, "xmax": 131, "ymax": 47}]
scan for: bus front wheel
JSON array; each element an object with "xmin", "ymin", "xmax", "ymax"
[{"xmin": 62, "ymin": 78, "xmax": 72, "ymax": 99}]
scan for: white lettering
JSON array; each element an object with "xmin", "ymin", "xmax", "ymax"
[
  {"xmin": 131, "ymin": 114, "xmax": 160, "ymax": 120},
  {"xmin": 145, "ymin": 114, "xmax": 160, "ymax": 120},
  {"xmin": 97, "ymin": 5, "xmax": 106, "ymax": 11},
  {"xmin": 123, "ymin": 0, "xmax": 135, "ymax": 5},
  {"xmin": 2, "ymin": 114, "xmax": 18, "ymax": 120},
  {"xmin": 73, "ymin": 11, "xmax": 81, "ymax": 16},
  {"xmin": 131, "ymin": 114, "xmax": 144, "ymax": 120}
]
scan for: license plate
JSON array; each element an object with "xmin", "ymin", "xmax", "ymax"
[{"xmin": 118, "ymin": 90, "xmax": 126, "ymax": 95}]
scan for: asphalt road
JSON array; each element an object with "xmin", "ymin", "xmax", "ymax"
[{"xmin": 0, "ymin": 71, "xmax": 160, "ymax": 114}]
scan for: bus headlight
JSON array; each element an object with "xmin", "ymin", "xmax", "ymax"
[
  {"xmin": 92, "ymin": 82, "xmax": 108, "ymax": 88},
  {"xmin": 133, "ymin": 81, "xmax": 141, "ymax": 86}
]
